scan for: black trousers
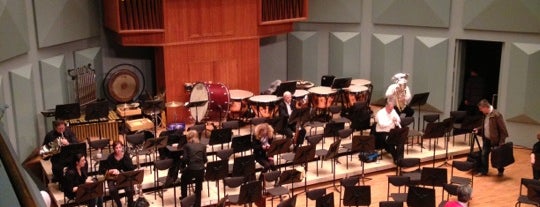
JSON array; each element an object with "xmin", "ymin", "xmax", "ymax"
[
  {"xmin": 480, "ymin": 138, "xmax": 504, "ymax": 174},
  {"xmin": 394, "ymin": 105, "xmax": 414, "ymax": 117},
  {"xmin": 181, "ymin": 169, "xmax": 204, "ymax": 207},
  {"xmin": 533, "ymin": 166, "xmax": 540, "ymax": 180},
  {"xmin": 373, "ymin": 131, "xmax": 403, "ymax": 162},
  {"xmin": 107, "ymin": 180, "xmax": 134, "ymax": 207}
]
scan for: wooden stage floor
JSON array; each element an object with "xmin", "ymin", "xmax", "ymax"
[{"xmin": 41, "ymin": 121, "xmax": 506, "ymax": 207}]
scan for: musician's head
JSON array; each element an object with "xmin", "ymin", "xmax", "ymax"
[
  {"xmin": 283, "ymin": 91, "xmax": 292, "ymax": 103},
  {"xmin": 385, "ymin": 100, "xmax": 395, "ymax": 113},
  {"xmin": 112, "ymin": 141, "xmax": 124, "ymax": 154},
  {"xmin": 254, "ymin": 123, "xmax": 274, "ymax": 140},
  {"xmin": 185, "ymin": 130, "xmax": 199, "ymax": 143},
  {"xmin": 73, "ymin": 153, "xmax": 87, "ymax": 169},
  {"xmin": 53, "ymin": 120, "xmax": 67, "ymax": 134},
  {"xmin": 477, "ymin": 99, "xmax": 492, "ymax": 115}
]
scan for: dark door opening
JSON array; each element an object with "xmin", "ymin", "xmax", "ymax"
[{"xmin": 457, "ymin": 40, "xmax": 503, "ymax": 110}]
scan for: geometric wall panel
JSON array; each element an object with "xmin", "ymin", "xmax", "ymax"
[
  {"xmin": 329, "ymin": 32, "xmax": 361, "ymax": 78},
  {"xmin": 370, "ymin": 34, "xmax": 403, "ymax": 102},
  {"xmin": 463, "ymin": 0, "xmax": 540, "ymax": 33},
  {"xmin": 33, "ymin": 0, "xmax": 99, "ymax": 48},
  {"xmin": 39, "ymin": 55, "xmax": 67, "ymax": 110},
  {"xmin": 506, "ymin": 43, "xmax": 540, "ymax": 125},
  {"xmin": 74, "ymin": 47, "xmax": 102, "ymax": 98},
  {"xmin": 307, "ymin": 0, "xmax": 362, "ymax": 23},
  {"xmin": 9, "ymin": 65, "xmax": 37, "ymax": 162},
  {"xmin": 0, "ymin": 0, "xmax": 29, "ymax": 62},
  {"xmin": 373, "ymin": 0, "xmax": 450, "ymax": 28},
  {"xmin": 412, "ymin": 36, "xmax": 448, "ymax": 112},
  {"xmin": 288, "ymin": 32, "xmax": 319, "ymax": 84}
]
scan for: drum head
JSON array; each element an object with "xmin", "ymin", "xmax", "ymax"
[
  {"xmin": 229, "ymin": 89, "xmax": 254, "ymax": 100},
  {"xmin": 189, "ymin": 83, "xmax": 209, "ymax": 121},
  {"xmin": 104, "ymin": 64, "xmax": 144, "ymax": 103},
  {"xmin": 308, "ymin": 86, "xmax": 336, "ymax": 95},
  {"xmin": 346, "ymin": 85, "xmax": 368, "ymax": 93}
]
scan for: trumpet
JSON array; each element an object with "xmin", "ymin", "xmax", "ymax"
[{"xmin": 40, "ymin": 136, "xmax": 65, "ymax": 159}]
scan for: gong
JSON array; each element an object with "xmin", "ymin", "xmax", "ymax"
[{"xmin": 104, "ymin": 64, "xmax": 145, "ymax": 103}]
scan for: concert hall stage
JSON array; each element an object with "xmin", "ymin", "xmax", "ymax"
[{"xmin": 43, "ymin": 125, "xmax": 477, "ymax": 207}]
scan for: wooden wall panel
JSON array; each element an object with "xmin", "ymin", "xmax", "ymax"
[{"xmin": 160, "ymin": 39, "xmax": 260, "ymax": 123}]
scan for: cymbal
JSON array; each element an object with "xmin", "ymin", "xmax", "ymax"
[
  {"xmin": 165, "ymin": 101, "xmax": 184, "ymax": 108},
  {"xmin": 143, "ymin": 108, "xmax": 161, "ymax": 116}
]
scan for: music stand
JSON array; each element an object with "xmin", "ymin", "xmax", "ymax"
[
  {"xmin": 422, "ymin": 122, "xmax": 447, "ymax": 167},
  {"xmin": 324, "ymin": 139, "xmax": 342, "ymax": 191},
  {"xmin": 324, "ymin": 122, "xmax": 345, "ymax": 142},
  {"xmin": 209, "ymin": 128, "xmax": 232, "ymax": 150},
  {"xmin": 406, "ymin": 186, "xmax": 435, "ymax": 207},
  {"xmin": 331, "ymin": 77, "xmax": 352, "ymax": 107},
  {"xmin": 74, "ymin": 180, "xmax": 104, "ymax": 204},
  {"xmin": 438, "ymin": 118, "xmax": 455, "ymax": 168},
  {"xmin": 236, "ymin": 180, "xmax": 263, "ymax": 206},
  {"xmin": 205, "ymin": 160, "xmax": 229, "ymax": 200},
  {"xmin": 115, "ymin": 170, "xmax": 144, "ymax": 195},
  {"xmin": 231, "ymin": 134, "xmax": 252, "ymax": 154},
  {"xmin": 408, "ymin": 92, "xmax": 429, "ymax": 132},
  {"xmin": 292, "ymin": 145, "xmax": 315, "ymax": 195},
  {"xmin": 185, "ymin": 100, "xmax": 208, "ymax": 124},
  {"xmin": 355, "ymin": 135, "xmax": 375, "ymax": 184},
  {"xmin": 85, "ymin": 101, "xmax": 110, "ymax": 142},
  {"xmin": 232, "ymin": 155, "xmax": 256, "ymax": 181},
  {"xmin": 316, "ymin": 192, "xmax": 335, "ymax": 207},
  {"xmin": 55, "ymin": 103, "xmax": 81, "ymax": 120},
  {"xmin": 273, "ymin": 81, "xmax": 297, "ymax": 97},
  {"xmin": 267, "ymin": 138, "xmax": 292, "ymax": 157},
  {"xmin": 420, "ymin": 167, "xmax": 447, "ymax": 188},
  {"xmin": 343, "ymin": 185, "xmax": 371, "ymax": 206}
]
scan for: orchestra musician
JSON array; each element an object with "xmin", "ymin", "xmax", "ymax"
[
  {"xmin": 103, "ymin": 141, "xmax": 136, "ymax": 207},
  {"xmin": 42, "ymin": 120, "xmax": 78, "ymax": 183},
  {"xmin": 276, "ymin": 91, "xmax": 306, "ymax": 151},
  {"xmin": 385, "ymin": 73, "xmax": 414, "ymax": 117},
  {"xmin": 253, "ymin": 123, "xmax": 277, "ymax": 175},
  {"xmin": 63, "ymin": 153, "xmax": 103, "ymax": 207},
  {"xmin": 373, "ymin": 101, "xmax": 403, "ymax": 163},
  {"xmin": 179, "ymin": 130, "xmax": 207, "ymax": 207}
]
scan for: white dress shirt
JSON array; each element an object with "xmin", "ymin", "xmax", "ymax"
[{"xmin": 375, "ymin": 108, "xmax": 401, "ymax": 133}]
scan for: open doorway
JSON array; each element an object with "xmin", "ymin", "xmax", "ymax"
[{"xmin": 456, "ymin": 40, "xmax": 503, "ymax": 112}]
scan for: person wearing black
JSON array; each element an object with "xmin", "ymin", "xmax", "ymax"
[
  {"xmin": 63, "ymin": 153, "xmax": 103, "ymax": 207},
  {"xmin": 180, "ymin": 130, "xmax": 207, "ymax": 207},
  {"xmin": 461, "ymin": 69, "xmax": 485, "ymax": 116},
  {"xmin": 253, "ymin": 123, "xmax": 277, "ymax": 174},
  {"xmin": 103, "ymin": 141, "xmax": 136, "ymax": 207},
  {"xmin": 42, "ymin": 120, "xmax": 78, "ymax": 183},
  {"xmin": 532, "ymin": 132, "xmax": 540, "ymax": 179},
  {"xmin": 276, "ymin": 91, "xmax": 306, "ymax": 150}
]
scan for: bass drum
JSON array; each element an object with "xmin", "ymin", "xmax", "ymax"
[
  {"xmin": 103, "ymin": 64, "xmax": 145, "ymax": 103},
  {"xmin": 189, "ymin": 82, "xmax": 230, "ymax": 122}
]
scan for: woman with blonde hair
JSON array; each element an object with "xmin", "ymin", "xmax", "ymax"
[{"xmin": 253, "ymin": 123, "xmax": 277, "ymax": 173}]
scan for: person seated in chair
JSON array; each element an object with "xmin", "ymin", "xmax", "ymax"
[
  {"xmin": 253, "ymin": 123, "xmax": 277, "ymax": 175},
  {"xmin": 103, "ymin": 141, "xmax": 136, "ymax": 207},
  {"xmin": 373, "ymin": 101, "xmax": 402, "ymax": 163},
  {"xmin": 276, "ymin": 91, "xmax": 306, "ymax": 150},
  {"xmin": 64, "ymin": 153, "xmax": 103, "ymax": 207}
]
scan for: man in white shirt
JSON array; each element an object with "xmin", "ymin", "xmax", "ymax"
[{"xmin": 374, "ymin": 101, "xmax": 402, "ymax": 163}]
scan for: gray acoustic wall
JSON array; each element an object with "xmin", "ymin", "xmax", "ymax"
[{"xmin": 259, "ymin": 0, "xmax": 540, "ymax": 147}]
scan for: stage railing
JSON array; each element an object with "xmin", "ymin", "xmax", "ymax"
[
  {"xmin": 103, "ymin": 0, "xmax": 164, "ymax": 32},
  {"xmin": 259, "ymin": 0, "xmax": 307, "ymax": 24}
]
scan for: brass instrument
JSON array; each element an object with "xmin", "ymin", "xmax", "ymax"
[
  {"xmin": 39, "ymin": 137, "xmax": 64, "ymax": 159},
  {"xmin": 392, "ymin": 73, "xmax": 409, "ymax": 112}
]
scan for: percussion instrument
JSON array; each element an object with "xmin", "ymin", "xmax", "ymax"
[
  {"xmin": 103, "ymin": 64, "xmax": 144, "ymax": 103},
  {"xmin": 126, "ymin": 118, "xmax": 154, "ymax": 131},
  {"xmin": 295, "ymin": 80, "xmax": 315, "ymax": 89},
  {"xmin": 228, "ymin": 89, "xmax": 254, "ymax": 118},
  {"xmin": 248, "ymin": 95, "xmax": 280, "ymax": 118},
  {"xmin": 308, "ymin": 86, "xmax": 337, "ymax": 109},
  {"xmin": 292, "ymin": 89, "xmax": 310, "ymax": 109},
  {"xmin": 350, "ymin": 79, "xmax": 371, "ymax": 86},
  {"xmin": 344, "ymin": 85, "xmax": 369, "ymax": 108},
  {"xmin": 116, "ymin": 103, "xmax": 141, "ymax": 117},
  {"xmin": 189, "ymin": 82, "xmax": 230, "ymax": 122}
]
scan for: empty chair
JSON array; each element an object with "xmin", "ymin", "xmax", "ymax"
[
  {"xmin": 262, "ymin": 171, "xmax": 291, "ymax": 207},
  {"xmin": 215, "ymin": 148, "xmax": 234, "ymax": 162},
  {"xmin": 228, "ymin": 180, "xmax": 263, "ymax": 206},
  {"xmin": 400, "ymin": 117, "xmax": 422, "ymax": 153},
  {"xmin": 154, "ymin": 158, "xmax": 174, "ymax": 206},
  {"xmin": 339, "ymin": 176, "xmax": 360, "ymax": 207},
  {"xmin": 306, "ymin": 134, "xmax": 326, "ymax": 176},
  {"xmin": 379, "ymin": 201, "xmax": 403, "ymax": 207},
  {"xmin": 306, "ymin": 188, "xmax": 327, "ymax": 207},
  {"xmin": 439, "ymin": 183, "xmax": 460, "ymax": 206},
  {"xmin": 387, "ymin": 175, "xmax": 410, "ymax": 202},
  {"xmin": 223, "ymin": 176, "xmax": 245, "ymax": 203},
  {"xmin": 87, "ymin": 138, "xmax": 110, "ymax": 172},
  {"xmin": 450, "ymin": 160, "xmax": 474, "ymax": 187},
  {"xmin": 329, "ymin": 105, "xmax": 351, "ymax": 124},
  {"xmin": 450, "ymin": 111, "xmax": 469, "ymax": 146},
  {"xmin": 396, "ymin": 158, "xmax": 421, "ymax": 185},
  {"xmin": 516, "ymin": 178, "xmax": 540, "ymax": 207},
  {"xmin": 125, "ymin": 133, "xmax": 152, "ymax": 166}
]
